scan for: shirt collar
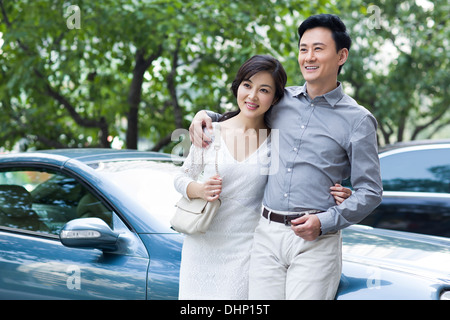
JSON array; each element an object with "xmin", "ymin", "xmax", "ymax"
[
  {"xmin": 291, "ymin": 85, "xmax": 307, "ymax": 97},
  {"xmin": 293, "ymin": 82, "xmax": 344, "ymax": 108}
]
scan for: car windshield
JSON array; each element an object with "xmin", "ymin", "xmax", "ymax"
[{"xmin": 90, "ymin": 160, "xmax": 182, "ymax": 228}]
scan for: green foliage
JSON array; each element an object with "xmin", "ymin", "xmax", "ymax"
[
  {"xmin": 0, "ymin": 0, "xmax": 448, "ymax": 151},
  {"xmin": 337, "ymin": 0, "xmax": 450, "ymax": 144}
]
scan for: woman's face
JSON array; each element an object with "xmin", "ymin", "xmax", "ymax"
[{"xmin": 237, "ymin": 71, "xmax": 276, "ymax": 120}]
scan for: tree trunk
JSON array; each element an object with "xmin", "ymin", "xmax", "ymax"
[
  {"xmin": 126, "ymin": 51, "xmax": 146, "ymax": 150},
  {"xmin": 167, "ymin": 38, "xmax": 183, "ymax": 129},
  {"xmin": 126, "ymin": 45, "xmax": 163, "ymax": 149}
]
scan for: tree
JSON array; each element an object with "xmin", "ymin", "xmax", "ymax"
[
  {"xmin": 2, "ymin": 0, "xmax": 447, "ymax": 151},
  {"xmin": 337, "ymin": 0, "xmax": 450, "ymax": 145},
  {"xmin": 0, "ymin": 0, "xmax": 333, "ymax": 151}
]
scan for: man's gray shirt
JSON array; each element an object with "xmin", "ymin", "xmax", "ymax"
[{"xmin": 209, "ymin": 83, "xmax": 382, "ymax": 235}]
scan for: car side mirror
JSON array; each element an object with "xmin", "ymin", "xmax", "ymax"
[{"xmin": 60, "ymin": 218, "xmax": 119, "ymax": 252}]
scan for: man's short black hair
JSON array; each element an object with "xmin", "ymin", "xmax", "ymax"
[{"xmin": 297, "ymin": 14, "xmax": 351, "ymax": 75}]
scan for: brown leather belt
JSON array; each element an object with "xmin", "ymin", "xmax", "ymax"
[{"xmin": 262, "ymin": 207, "xmax": 322, "ymax": 226}]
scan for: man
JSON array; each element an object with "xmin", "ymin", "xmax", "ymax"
[{"xmin": 189, "ymin": 14, "xmax": 382, "ymax": 299}]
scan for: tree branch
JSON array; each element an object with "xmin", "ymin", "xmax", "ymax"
[
  {"xmin": 150, "ymin": 133, "xmax": 172, "ymax": 152},
  {"xmin": 411, "ymin": 104, "xmax": 450, "ymax": 140},
  {"xmin": 2, "ymin": 1, "xmax": 110, "ymax": 147}
]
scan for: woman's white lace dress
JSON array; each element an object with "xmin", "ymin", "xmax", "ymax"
[{"xmin": 174, "ymin": 125, "xmax": 270, "ymax": 300}]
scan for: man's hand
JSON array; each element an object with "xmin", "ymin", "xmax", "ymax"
[
  {"xmin": 290, "ymin": 214, "xmax": 321, "ymax": 241},
  {"xmin": 189, "ymin": 111, "xmax": 213, "ymax": 148}
]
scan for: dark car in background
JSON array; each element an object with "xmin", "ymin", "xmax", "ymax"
[{"xmin": 359, "ymin": 141, "xmax": 450, "ymax": 238}]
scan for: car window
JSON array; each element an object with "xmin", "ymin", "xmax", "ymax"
[
  {"xmin": 0, "ymin": 168, "xmax": 112, "ymax": 235},
  {"xmin": 381, "ymin": 148, "xmax": 450, "ymax": 193}
]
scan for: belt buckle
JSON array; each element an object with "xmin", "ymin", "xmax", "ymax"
[
  {"xmin": 283, "ymin": 213, "xmax": 305, "ymax": 226},
  {"xmin": 283, "ymin": 215, "xmax": 289, "ymax": 226}
]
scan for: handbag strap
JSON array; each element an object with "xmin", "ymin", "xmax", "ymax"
[
  {"xmin": 198, "ymin": 123, "xmax": 220, "ymax": 175},
  {"xmin": 212, "ymin": 124, "xmax": 221, "ymax": 175}
]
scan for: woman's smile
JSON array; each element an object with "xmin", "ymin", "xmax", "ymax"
[{"xmin": 245, "ymin": 101, "xmax": 259, "ymax": 110}]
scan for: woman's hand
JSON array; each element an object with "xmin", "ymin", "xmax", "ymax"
[
  {"xmin": 201, "ymin": 174, "xmax": 222, "ymax": 202},
  {"xmin": 330, "ymin": 184, "xmax": 352, "ymax": 205}
]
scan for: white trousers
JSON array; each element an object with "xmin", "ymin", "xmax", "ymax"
[{"xmin": 249, "ymin": 216, "xmax": 342, "ymax": 300}]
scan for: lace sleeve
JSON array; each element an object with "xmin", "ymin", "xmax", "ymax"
[{"xmin": 173, "ymin": 144, "xmax": 204, "ymax": 200}]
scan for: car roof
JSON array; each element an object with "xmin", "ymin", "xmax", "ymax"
[
  {"xmin": 379, "ymin": 143, "xmax": 450, "ymax": 159},
  {"xmin": 0, "ymin": 148, "xmax": 179, "ymax": 167},
  {"xmin": 30, "ymin": 148, "xmax": 173, "ymax": 162},
  {"xmin": 379, "ymin": 139, "xmax": 450, "ymax": 154}
]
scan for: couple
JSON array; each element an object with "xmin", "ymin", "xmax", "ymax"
[{"xmin": 174, "ymin": 14, "xmax": 382, "ymax": 300}]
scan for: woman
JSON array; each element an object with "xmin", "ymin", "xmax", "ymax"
[{"xmin": 174, "ymin": 55, "xmax": 350, "ymax": 299}]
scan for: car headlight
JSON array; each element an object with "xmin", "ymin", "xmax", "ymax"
[{"xmin": 440, "ymin": 290, "xmax": 450, "ymax": 300}]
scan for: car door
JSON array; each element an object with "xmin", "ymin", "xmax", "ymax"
[{"xmin": 0, "ymin": 166, "xmax": 149, "ymax": 299}]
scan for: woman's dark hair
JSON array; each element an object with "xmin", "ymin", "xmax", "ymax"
[
  {"xmin": 219, "ymin": 55, "xmax": 287, "ymax": 122},
  {"xmin": 297, "ymin": 14, "xmax": 351, "ymax": 75}
]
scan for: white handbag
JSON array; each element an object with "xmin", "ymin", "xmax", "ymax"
[
  {"xmin": 171, "ymin": 196, "xmax": 221, "ymax": 234},
  {"xmin": 171, "ymin": 125, "xmax": 221, "ymax": 234}
]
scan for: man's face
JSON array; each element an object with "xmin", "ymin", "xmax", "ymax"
[{"xmin": 298, "ymin": 27, "xmax": 347, "ymax": 85}]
